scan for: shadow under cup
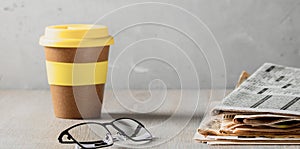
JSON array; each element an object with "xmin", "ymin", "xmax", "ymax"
[{"xmin": 40, "ymin": 24, "xmax": 114, "ymax": 119}]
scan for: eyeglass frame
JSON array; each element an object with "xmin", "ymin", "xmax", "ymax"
[{"xmin": 58, "ymin": 117, "xmax": 153, "ymax": 148}]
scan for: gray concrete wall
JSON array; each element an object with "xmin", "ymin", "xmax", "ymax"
[{"xmin": 1, "ymin": 0, "xmax": 300, "ymax": 89}]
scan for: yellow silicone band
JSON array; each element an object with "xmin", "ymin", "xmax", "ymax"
[{"xmin": 46, "ymin": 61, "xmax": 108, "ymax": 86}]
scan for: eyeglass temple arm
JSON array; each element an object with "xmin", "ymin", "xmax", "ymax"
[
  {"xmin": 59, "ymin": 131, "xmax": 107, "ymax": 145},
  {"xmin": 130, "ymin": 125, "xmax": 142, "ymax": 137}
]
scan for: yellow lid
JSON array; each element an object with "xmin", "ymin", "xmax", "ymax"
[{"xmin": 39, "ymin": 24, "xmax": 114, "ymax": 48}]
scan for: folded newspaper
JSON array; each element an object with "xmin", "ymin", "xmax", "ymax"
[{"xmin": 195, "ymin": 63, "xmax": 300, "ymax": 145}]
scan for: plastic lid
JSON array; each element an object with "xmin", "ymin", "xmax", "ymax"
[{"xmin": 39, "ymin": 24, "xmax": 114, "ymax": 48}]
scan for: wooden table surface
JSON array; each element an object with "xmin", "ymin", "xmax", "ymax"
[{"xmin": 0, "ymin": 89, "xmax": 298, "ymax": 149}]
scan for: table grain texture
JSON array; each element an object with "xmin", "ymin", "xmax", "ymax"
[{"xmin": 0, "ymin": 89, "xmax": 298, "ymax": 149}]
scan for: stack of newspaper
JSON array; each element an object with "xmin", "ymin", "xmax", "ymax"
[{"xmin": 195, "ymin": 63, "xmax": 300, "ymax": 145}]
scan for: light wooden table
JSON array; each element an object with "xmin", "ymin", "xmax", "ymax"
[{"xmin": 0, "ymin": 89, "xmax": 298, "ymax": 148}]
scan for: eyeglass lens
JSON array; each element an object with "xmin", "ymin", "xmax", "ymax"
[
  {"xmin": 112, "ymin": 118, "xmax": 152, "ymax": 141},
  {"xmin": 67, "ymin": 123, "xmax": 113, "ymax": 148}
]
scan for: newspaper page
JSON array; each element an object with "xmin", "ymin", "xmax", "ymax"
[{"xmin": 213, "ymin": 63, "xmax": 300, "ymax": 116}]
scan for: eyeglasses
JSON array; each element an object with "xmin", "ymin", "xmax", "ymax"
[{"xmin": 58, "ymin": 117, "xmax": 153, "ymax": 149}]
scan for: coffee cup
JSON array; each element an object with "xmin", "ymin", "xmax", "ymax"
[{"xmin": 39, "ymin": 24, "xmax": 114, "ymax": 119}]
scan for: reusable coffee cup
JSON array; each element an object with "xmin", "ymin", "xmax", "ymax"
[{"xmin": 39, "ymin": 24, "xmax": 114, "ymax": 119}]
